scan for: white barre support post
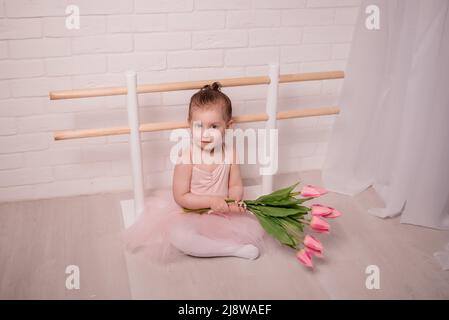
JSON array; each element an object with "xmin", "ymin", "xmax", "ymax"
[
  {"xmin": 262, "ymin": 64, "xmax": 279, "ymax": 195},
  {"xmin": 125, "ymin": 70, "xmax": 145, "ymax": 224}
]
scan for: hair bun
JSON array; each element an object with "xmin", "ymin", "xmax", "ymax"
[
  {"xmin": 211, "ymin": 81, "xmax": 221, "ymax": 91},
  {"xmin": 201, "ymin": 81, "xmax": 222, "ymax": 91}
]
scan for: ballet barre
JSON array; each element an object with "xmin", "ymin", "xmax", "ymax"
[
  {"xmin": 53, "ymin": 106, "xmax": 340, "ymax": 140},
  {"xmin": 49, "ymin": 66, "xmax": 344, "ymax": 228},
  {"xmin": 49, "ymin": 70, "xmax": 344, "ymax": 100}
]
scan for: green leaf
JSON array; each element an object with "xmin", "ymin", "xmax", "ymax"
[
  {"xmin": 281, "ymin": 216, "xmax": 305, "ymax": 234},
  {"xmin": 294, "ymin": 196, "xmax": 315, "ymax": 204},
  {"xmin": 248, "ymin": 204, "xmax": 307, "ymax": 217},
  {"xmin": 257, "ymin": 197, "xmax": 303, "ymax": 207},
  {"xmin": 265, "ymin": 201, "xmax": 311, "ymax": 213},
  {"xmin": 291, "ymin": 205, "xmax": 310, "ymax": 213},
  {"xmin": 276, "ymin": 216, "xmax": 304, "ymax": 244},
  {"xmin": 254, "ymin": 212, "xmax": 297, "ymax": 248},
  {"xmin": 254, "ymin": 181, "xmax": 300, "ymax": 203}
]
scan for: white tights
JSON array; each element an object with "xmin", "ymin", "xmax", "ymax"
[{"xmin": 168, "ymin": 223, "xmax": 260, "ymax": 260}]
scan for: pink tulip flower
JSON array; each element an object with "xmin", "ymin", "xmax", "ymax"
[
  {"xmin": 304, "ymin": 235, "xmax": 324, "ymax": 258},
  {"xmin": 301, "ymin": 185, "xmax": 328, "ymax": 197},
  {"xmin": 305, "ymin": 246, "xmax": 324, "ymax": 258},
  {"xmin": 311, "ymin": 204, "xmax": 342, "ymax": 219},
  {"xmin": 304, "ymin": 235, "xmax": 323, "ymax": 251},
  {"xmin": 310, "ymin": 216, "xmax": 330, "ymax": 233},
  {"xmin": 296, "ymin": 249, "xmax": 313, "ymax": 268}
]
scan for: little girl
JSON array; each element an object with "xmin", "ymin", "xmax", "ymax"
[{"xmin": 122, "ymin": 82, "xmax": 266, "ymax": 263}]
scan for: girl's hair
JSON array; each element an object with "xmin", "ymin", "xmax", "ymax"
[{"xmin": 188, "ymin": 81, "xmax": 232, "ymax": 123}]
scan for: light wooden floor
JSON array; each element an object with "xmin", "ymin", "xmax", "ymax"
[{"xmin": 1, "ymin": 170, "xmax": 448, "ymax": 299}]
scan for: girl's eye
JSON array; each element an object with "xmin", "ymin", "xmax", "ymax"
[{"xmin": 212, "ymin": 125, "xmax": 218, "ymax": 129}]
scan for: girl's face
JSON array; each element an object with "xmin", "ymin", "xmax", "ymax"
[{"xmin": 189, "ymin": 105, "xmax": 231, "ymax": 151}]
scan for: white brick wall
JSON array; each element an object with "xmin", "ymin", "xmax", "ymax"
[{"xmin": 0, "ymin": 0, "xmax": 361, "ymax": 203}]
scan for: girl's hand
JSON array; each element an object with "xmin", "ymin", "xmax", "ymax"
[
  {"xmin": 228, "ymin": 200, "xmax": 246, "ymax": 214},
  {"xmin": 209, "ymin": 196, "xmax": 230, "ymax": 213}
]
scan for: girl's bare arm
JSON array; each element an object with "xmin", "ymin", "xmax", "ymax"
[
  {"xmin": 227, "ymin": 146, "xmax": 246, "ymax": 213},
  {"xmin": 228, "ymin": 144, "xmax": 243, "ymax": 201},
  {"xmin": 228, "ymin": 164, "xmax": 243, "ymax": 201},
  {"xmin": 172, "ymin": 162, "xmax": 214, "ymax": 209}
]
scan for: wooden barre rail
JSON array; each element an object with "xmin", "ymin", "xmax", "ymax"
[
  {"xmin": 49, "ymin": 70, "xmax": 344, "ymax": 100},
  {"xmin": 53, "ymin": 106, "xmax": 340, "ymax": 140}
]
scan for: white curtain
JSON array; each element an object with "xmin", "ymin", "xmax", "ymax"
[{"xmin": 322, "ymin": 0, "xmax": 449, "ymax": 230}]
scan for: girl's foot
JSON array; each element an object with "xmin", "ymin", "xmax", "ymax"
[{"xmin": 234, "ymin": 244, "xmax": 260, "ymax": 260}]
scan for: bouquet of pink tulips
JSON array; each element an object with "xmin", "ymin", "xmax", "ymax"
[{"xmin": 183, "ymin": 181, "xmax": 342, "ymax": 268}]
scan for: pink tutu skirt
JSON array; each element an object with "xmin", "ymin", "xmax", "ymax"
[{"xmin": 121, "ymin": 188, "xmax": 266, "ymax": 264}]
